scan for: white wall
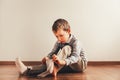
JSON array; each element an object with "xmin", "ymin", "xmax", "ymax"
[{"xmin": 0, "ymin": 0, "xmax": 120, "ymax": 61}]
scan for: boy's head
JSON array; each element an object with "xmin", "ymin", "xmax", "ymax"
[{"xmin": 52, "ymin": 19, "xmax": 71, "ymax": 43}]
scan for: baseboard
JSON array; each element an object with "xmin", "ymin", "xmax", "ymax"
[
  {"xmin": 0, "ymin": 61, "xmax": 120, "ymax": 65},
  {"xmin": 0, "ymin": 61, "xmax": 42, "ymax": 65},
  {"xmin": 88, "ymin": 61, "xmax": 120, "ymax": 65}
]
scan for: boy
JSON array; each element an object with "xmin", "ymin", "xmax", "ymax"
[{"xmin": 15, "ymin": 18, "xmax": 87, "ymax": 78}]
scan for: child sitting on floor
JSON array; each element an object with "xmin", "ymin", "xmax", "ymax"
[{"xmin": 15, "ymin": 18, "xmax": 87, "ymax": 78}]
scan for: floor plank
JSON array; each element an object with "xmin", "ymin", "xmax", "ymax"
[{"xmin": 0, "ymin": 65, "xmax": 120, "ymax": 80}]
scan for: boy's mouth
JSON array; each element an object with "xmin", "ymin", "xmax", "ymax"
[{"xmin": 60, "ymin": 41, "xmax": 66, "ymax": 43}]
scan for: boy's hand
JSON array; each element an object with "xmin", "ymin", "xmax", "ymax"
[
  {"xmin": 52, "ymin": 54, "xmax": 66, "ymax": 65},
  {"xmin": 52, "ymin": 54, "xmax": 58, "ymax": 62},
  {"xmin": 42, "ymin": 57, "xmax": 49, "ymax": 64}
]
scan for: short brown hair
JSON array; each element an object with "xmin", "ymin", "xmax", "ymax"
[{"xmin": 52, "ymin": 19, "xmax": 70, "ymax": 33}]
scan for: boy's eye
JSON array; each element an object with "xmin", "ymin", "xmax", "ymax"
[{"xmin": 55, "ymin": 35, "xmax": 64, "ymax": 38}]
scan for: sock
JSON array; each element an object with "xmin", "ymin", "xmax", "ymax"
[
  {"xmin": 46, "ymin": 59, "xmax": 54, "ymax": 73},
  {"xmin": 15, "ymin": 58, "xmax": 27, "ymax": 74}
]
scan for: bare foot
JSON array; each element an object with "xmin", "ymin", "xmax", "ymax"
[{"xmin": 52, "ymin": 65, "xmax": 59, "ymax": 77}]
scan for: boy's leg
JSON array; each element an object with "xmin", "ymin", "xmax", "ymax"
[
  {"xmin": 69, "ymin": 57, "xmax": 87, "ymax": 72},
  {"xmin": 57, "ymin": 45, "xmax": 71, "ymax": 60},
  {"xmin": 15, "ymin": 58, "xmax": 47, "ymax": 76},
  {"xmin": 37, "ymin": 59, "xmax": 54, "ymax": 78},
  {"xmin": 53, "ymin": 45, "xmax": 72, "ymax": 75},
  {"xmin": 25, "ymin": 64, "xmax": 47, "ymax": 76}
]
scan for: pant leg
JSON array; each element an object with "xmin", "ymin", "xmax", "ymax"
[
  {"xmin": 57, "ymin": 45, "xmax": 71, "ymax": 60},
  {"xmin": 56, "ymin": 45, "xmax": 72, "ymax": 71},
  {"xmin": 23, "ymin": 64, "xmax": 47, "ymax": 76},
  {"xmin": 37, "ymin": 59, "xmax": 54, "ymax": 77},
  {"xmin": 69, "ymin": 57, "xmax": 87, "ymax": 72}
]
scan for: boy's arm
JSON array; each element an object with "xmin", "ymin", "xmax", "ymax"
[
  {"xmin": 47, "ymin": 41, "xmax": 59, "ymax": 59},
  {"xmin": 41, "ymin": 56, "xmax": 49, "ymax": 64}
]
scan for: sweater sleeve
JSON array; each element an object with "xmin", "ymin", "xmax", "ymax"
[{"xmin": 47, "ymin": 42, "xmax": 59, "ymax": 59}]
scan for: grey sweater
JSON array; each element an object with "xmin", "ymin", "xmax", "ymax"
[{"xmin": 47, "ymin": 34, "xmax": 87, "ymax": 66}]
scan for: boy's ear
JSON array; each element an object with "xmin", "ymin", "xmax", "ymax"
[{"xmin": 68, "ymin": 29, "xmax": 71, "ymax": 34}]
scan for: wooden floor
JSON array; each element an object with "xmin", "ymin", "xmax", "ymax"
[{"xmin": 0, "ymin": 65, "xmax": 120, "ymax": 80}]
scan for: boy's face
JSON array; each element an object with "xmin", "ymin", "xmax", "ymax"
[{"xmin": 53, "ymin": 29, "xmax": 70, "ymax": 43}]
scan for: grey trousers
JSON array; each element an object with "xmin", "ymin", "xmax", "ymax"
[{"xmin": 24, "ymin": 45, "xmax": 87, "ymax": 76}]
